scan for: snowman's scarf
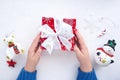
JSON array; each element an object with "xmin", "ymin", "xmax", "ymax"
[{"xmin": 97, "ymin": 48, "xmax": 114, "ymax": 57}]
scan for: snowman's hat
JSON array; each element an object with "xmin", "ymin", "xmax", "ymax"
[{"xmin": 104, "ymin": 40, "xmax": 116, "ymax": 51}]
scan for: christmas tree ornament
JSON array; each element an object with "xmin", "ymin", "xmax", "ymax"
[
  {"xmin": 95, "ymin": 40, "xmax": 117, "ymax": 66},
  {"xmin": 7, "ymin": 59, "xmax": 16, "ymax": 67},
  {"xmin": 3, "ymin": 34, "xmax": 24, "ymax": 67},
  {"xmin": 39, "ymin": 17, "xmax": 76, "ymax": 54}
]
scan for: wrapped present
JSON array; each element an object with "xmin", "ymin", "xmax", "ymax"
[{"xmin": 39, "ymin": 17, "xmax": 76, "ymax": 54}]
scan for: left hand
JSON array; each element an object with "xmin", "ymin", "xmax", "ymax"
[{"xmin": 25, "ymin": 33, "xmax": 42, "ymax": 72}]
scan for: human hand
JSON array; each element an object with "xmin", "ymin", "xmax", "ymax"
[
  {"xmin": 25, "ymin": 33, "xmax": 42, "ymax": 72},
  {"xmin": 74, "ymin": 30, "xmax": 92, "ymax": 72}
]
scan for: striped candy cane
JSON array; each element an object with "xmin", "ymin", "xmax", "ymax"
[{"xmin": 97, "ymin": 29, "xmax": 106, "ymax": 38}]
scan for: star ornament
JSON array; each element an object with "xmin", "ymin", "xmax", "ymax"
[{"xmin": 7, "ymin": 60, "xmax": 16, "ymax": 67}]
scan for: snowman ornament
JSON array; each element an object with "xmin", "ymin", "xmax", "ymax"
[
  {"xmin": 95, "ymin": 40, "xmax": 116, "ymax": 66},
  {"xmin": 3, "ymin": 34, "xmax": 24, "ymax": 67}
]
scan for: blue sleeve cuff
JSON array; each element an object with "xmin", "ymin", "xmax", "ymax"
[
  {"xmin": 77, "ymin": 68, "xmax": 97, "ymax": 80},
  {"xmin": 17, "ymin": 68, "xmax": 37, "ymax": 80}
]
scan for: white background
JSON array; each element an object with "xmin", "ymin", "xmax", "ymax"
[{"xmin": 0, "ymin": 0, "xmax": 120, "ymax": 80}]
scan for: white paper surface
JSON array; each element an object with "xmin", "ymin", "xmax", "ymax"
[{"xmin": 0, "ymin": 0, "xmax": 120, "ymax": 80}]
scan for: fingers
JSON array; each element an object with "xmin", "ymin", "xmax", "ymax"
[
  {"xmin": 29, "ymin": 33, "xmax": 41, "ymax": 52},
  {"xmin": 35, "ymin": 46, "xmax": 42, "ymax": 58},
  {"xmin": 74, "ymin": 30, "xmax": 87, "ymax": 50},
  {"xmin": 74, "ymin": 44, "xmax": 83, "ymax": 57}
]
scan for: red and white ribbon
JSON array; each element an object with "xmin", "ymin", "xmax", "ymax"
[{"xmin": 39, "ymin": 19, "xmax": 74, "ymax": 54}]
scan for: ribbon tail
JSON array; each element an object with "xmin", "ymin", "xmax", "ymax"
[
  {"xmin": 59, "ymin": 36, "xmax": 72, "ymax": 50},
  {"xmin": 41, "ymin": 37, "xmax": 54, "ymax": 55},
  {"xmin": 53, "ymin": 36, "xmax": 61, "ymax": 49}
]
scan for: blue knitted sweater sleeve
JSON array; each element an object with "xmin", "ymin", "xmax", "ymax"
[
  {"xmin": 17, "ymin": 67, "xmax": 97, "ymax": 80},
  {"xmin": 77, "ymin": 68, "xmax": 97, "ymax": 80},
  {"xmin": 17, "ymin": 68, "xmax": 37, "ymax": 80}
]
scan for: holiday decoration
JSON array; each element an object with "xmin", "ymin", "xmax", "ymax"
[
  {"xmin": 80, "ymin": 16, "xmax": 115, "ymax": 38},
  {"xmin": 3, "ymin": 34, "xmax": 24, "ymax": 67},
  {"xmin": 97, "ymin": 29, "xmax": 106, "ymax": 38},
  {"xmin": 95, "ymin": 40, "xmax": 117, "ymax": 66},
  {"xmin": 7, "ymin": 60, "xmax": 16, "ymax": 67},
  {"xmin": 39, "ymin": 17, "xmax": 76, "ymax": 54}
]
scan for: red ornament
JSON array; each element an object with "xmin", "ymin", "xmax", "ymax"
[
  {"xmin": 13, "ymin": 45, "xmax": 20, "ymax": 54},
  {"xmin": 7, "ymin": 60, "xmax": 16, "ymax": 67},
  {"xmin": 8, "ymin": 43, "xmax": 15, "ymax": 48}
]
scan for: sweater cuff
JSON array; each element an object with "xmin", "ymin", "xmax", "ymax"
[
  {"xmin": 17, "ymin": 68, "xmax": 37, "ymax": 80},
  {"xmin": 77, "ymin": 68, "xmax": 97, "ymax": 80},
  {"xmin": 78, "ymin": 67, "xmax": 94, "ymax": 75}
]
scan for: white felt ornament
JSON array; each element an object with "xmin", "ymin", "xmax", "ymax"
[{"xmin": 95, "ymin": 40, "xmax": 116, "ymax": 66}]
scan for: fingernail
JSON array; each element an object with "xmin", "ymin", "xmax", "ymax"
[
  {"xmin": 73, "ymin": 29, "xmax": 77, "ymax": 34},
  {"xmin": 40, "ymin": 46, "xmax": 44, "ymax": 50},
  {"xmin": 39, "ymin": 46, "xmax": 42, "ymax": 50},
  {"xmin": 74, "ymin": 29, "xmax": 77, "ymax": 32},
  {"xmin": 39, "ymin": 32, "xmax": 42, "ymax": 35}
]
